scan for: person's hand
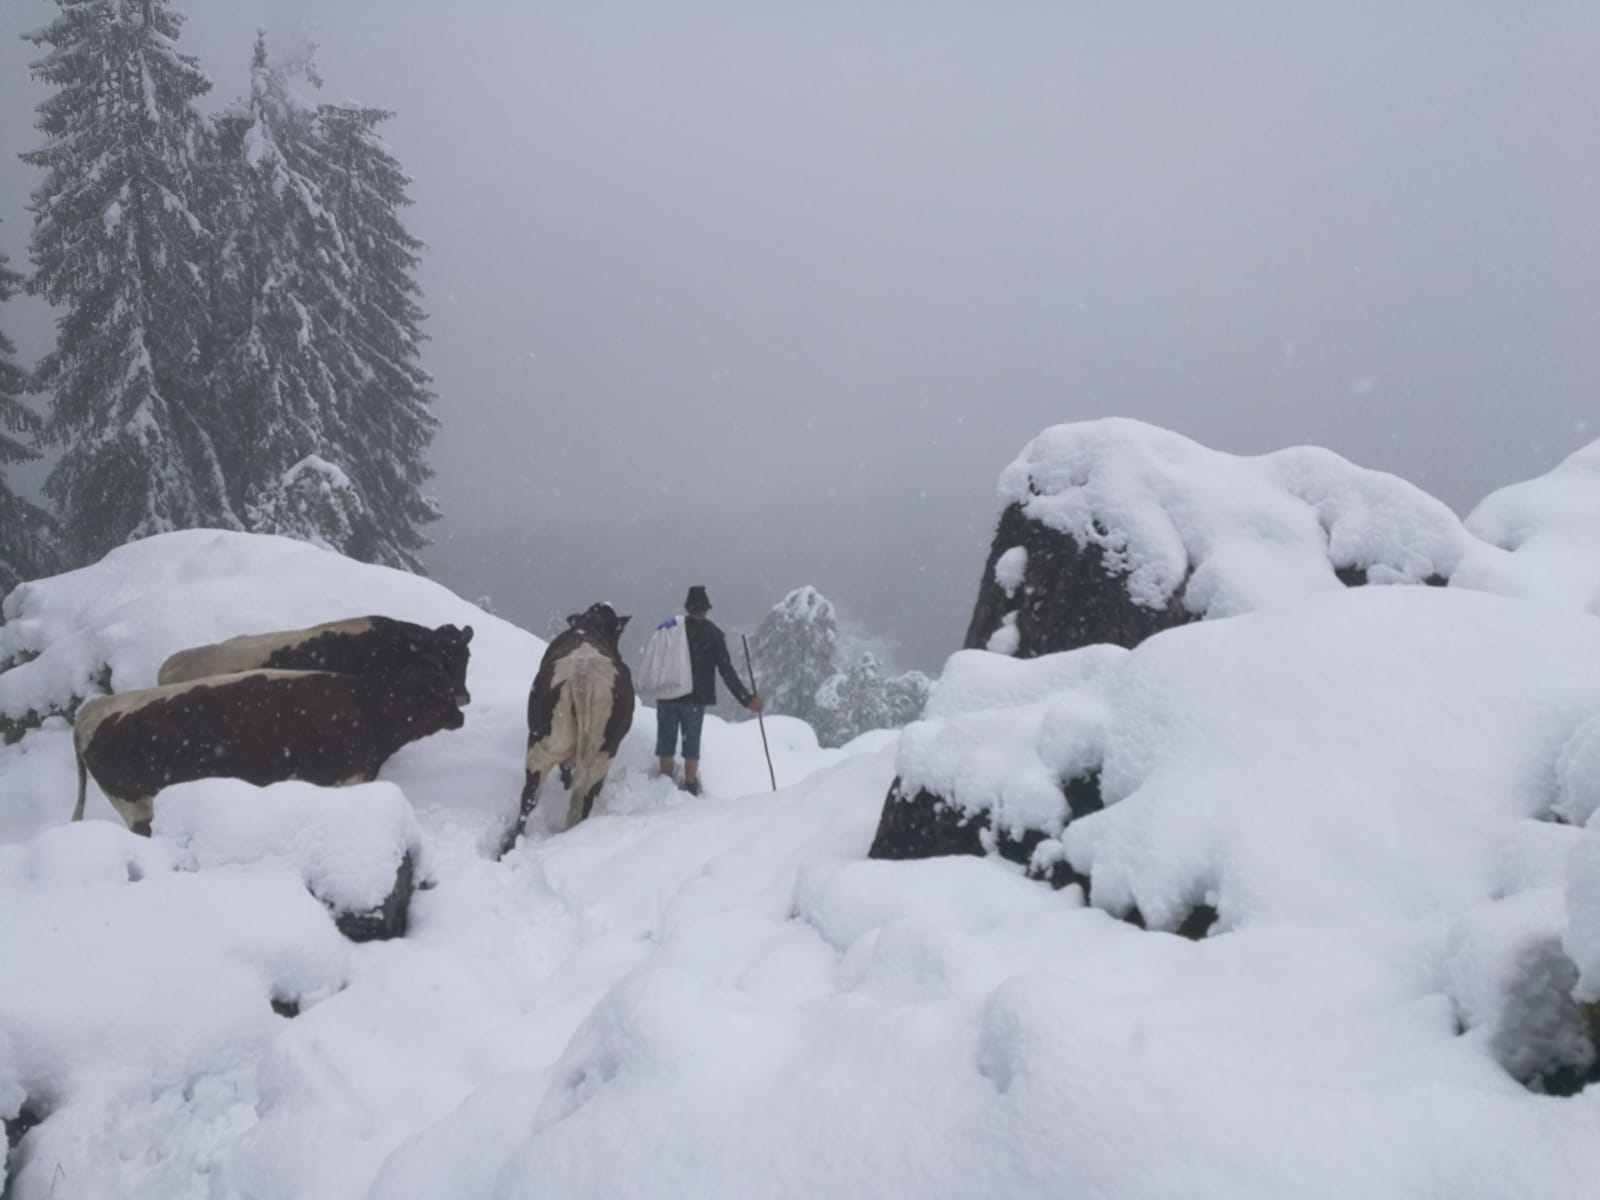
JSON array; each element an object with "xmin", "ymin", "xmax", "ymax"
[{"xmin": 746, "ymin": 695, "xmax": 765, "ymax": 713}]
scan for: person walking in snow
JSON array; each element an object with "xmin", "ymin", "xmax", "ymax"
[{"xmin": 656, "ymin": 585, "xmax": 764, "ymax": 795}]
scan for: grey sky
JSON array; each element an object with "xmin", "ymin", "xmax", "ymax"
[{"xmin": 1, "ymin": 1, "xmax": 1596, "ymax": 669}]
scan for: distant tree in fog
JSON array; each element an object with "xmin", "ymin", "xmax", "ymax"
[
  {"xmin": 812, "ymin": 653, "xmax": 932, "ymax": 749},
  {"xmin": 748, "ymin": 586, "xmax": 840, "ymax": 728},
  {"xmin": 749, "ymin": 586, "xmax": 930, "ymax": 747}
]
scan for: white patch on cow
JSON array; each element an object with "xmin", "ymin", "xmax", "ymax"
[
  {"xmin": 157, "ymin": 617, "xmax": 376, "ymax": 684},
  {"xmin": 527, "ymin": 644, "xmax": 622, "ymax": 831}
]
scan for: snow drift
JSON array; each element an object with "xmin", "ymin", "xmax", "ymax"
[{"xmin": 4, "ymin": 415, "xmax": 1600, "ymax": 1199}]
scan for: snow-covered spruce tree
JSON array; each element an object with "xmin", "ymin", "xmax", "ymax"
[
  {"xmin": 315, "ymin": 101, "xmax": 440, "ymax": 566},
  {"xmin": 0, "ymin": 237, "xmax": 57, "ymax": 593},
  {"xmin": 748, "ymin": 586, "xmax": 840, "ymax": 728},
  {"xmin": 243, "ymin": 454, "xmax": 365, "ymax": 554},
  {"xmin": 812, "ymin": 654, "xmax": 932, "ymax": 749},
  {"xmin": 207, "ymin": 38, "xmax": 437, "ymax": 570},
  {"xmin": 24, "ymin": 0, "xmax": 238, "ymax": 565}
]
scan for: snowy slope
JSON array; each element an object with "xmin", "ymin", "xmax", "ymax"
[{"xmin": 3, "ymin": 517, "xmax": 1600, "ymax": 1198}]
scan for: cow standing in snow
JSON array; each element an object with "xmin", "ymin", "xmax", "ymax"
[
  {"xmin": 72, "ymin": 666, "xmax": 469, "ymax": 834},
  {"xmin": 506, "ymin": 603, "xmax": 635, "ymax": 852},
  {"xmin": 157, "ymin": 615, "xmax": 473, "ymax": 705}
]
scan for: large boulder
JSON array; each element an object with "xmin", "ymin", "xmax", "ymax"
[{"xmin": 963, "ymin": 419, "xmax": 1466, "ymax": 658}]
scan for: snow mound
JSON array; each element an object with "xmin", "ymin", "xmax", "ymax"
[
  {"xmin": 1564, "ymin": 813, "xmax": 1600, "ymax": 1005},
  {"xmin": 898, "ymin": 645, "xmax": 1124, "ymax": 840},
  {"xmin": 0, "ymin": 818, "xmax": 178, "ymax": 890},
  {"xmin": 1446, "ymin": 888, "xmax": 1593, "ymax": 1089},
  {"xmin": 1066, "ymin": 586, "xmax": 1600, "ymax": 931},
  {"xmin": 1554, "ymin": 713, "xmax": 1600, "ymax": 827},
  {"xmin": 0, "ymin": 821, "xmax": 348, "ymax": 1199},
  {"xmin": 0, "ymin": 529, "xmax": 527, "ymax": 721},
  {"xmin": 998, "ymin": 417, "xmax": 1469, "ymax": 617},
  {"xmin": 0, "ymin": 529, "xmax": 547, "ymax": 849},
  {"xmin": 1456, "ymin": 437, "xmax": 1600, "ymax": 614},
  {"xmin": 154, "ymin": 778, "xmax": 425, "ymax": 919}
]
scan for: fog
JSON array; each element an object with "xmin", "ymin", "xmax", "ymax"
[{"xmin": 1, "ymin": 1, "xmax": 1596, "ymax": 669}]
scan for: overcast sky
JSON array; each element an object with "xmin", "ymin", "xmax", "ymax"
[{"xmin": 1, "ymin": 1, "xmax": 1597, "ymax": 669}]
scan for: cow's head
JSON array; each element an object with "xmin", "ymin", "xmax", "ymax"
[
  {"xmin": 566, "ymin": 603, "xmax": 630, "ymax": 652},
  {"xmin": 395, "ymin": 662, "xmax": 470, "ymax": 732},
  {"xmin": 412, "ymin": 623, "xmax": 474, "ymax": 706}
]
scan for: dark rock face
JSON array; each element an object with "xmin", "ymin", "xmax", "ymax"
[
  {"xmin": 869, "ymin": 774, "xmax": 1094, "ymax": 895},
  {"xmin": 1334, "ymin": 565, "xmax": 1449, "ymax": 590},
  {"xmin": 870, "ymin": 771, "xmax": 1219, "ymax": 939},
  {"xmin": 4, "ymin": 1099, "xmax": 43, "ymax": 1194},
  {"xmin": 325, "ymin": 851, "xmax": 415, "ymax": 942},
  {"xmin": 868, "ymin": 779, "xmax": 988, "ymax": 863},
  {"xmin": 966, "ymin": 504, "xmax": 1454, "ymax": 662},
  {"xmin": 964, "ymin": 503, "xmax": 1193, "ymax": 659}
]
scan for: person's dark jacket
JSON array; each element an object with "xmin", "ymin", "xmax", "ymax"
[{"xmin": 684, "ymin": 616, "xmax": 752, "ymax": 707}]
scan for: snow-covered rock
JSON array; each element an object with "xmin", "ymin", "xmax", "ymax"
[
  {"xmin": 964, "ymin": 418, "xmax": 1468, "ymax": 658},
  {"xmin": 1446, "ymin": 888, "xmax": 1596, "ymax": 1094},
  {"xmin": 154, "ymin": 779, "xmax": 427, "ymax": 941},
  {"xmin": 869, "ymin": 645, "xmax": 1122, "ymax": 872},
  {"xmin": 887, "ymin": 585, "xmax": 1600, "ymax": 932}
]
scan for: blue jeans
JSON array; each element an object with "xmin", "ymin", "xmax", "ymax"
[{"xmin": 655, "ymin": 700, "xmax": 706, "ymax": 761}]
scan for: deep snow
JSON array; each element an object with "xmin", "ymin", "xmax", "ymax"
[{"xmin": 3, "ymin": 461, "xmax": 1600, "ymax": 1199}]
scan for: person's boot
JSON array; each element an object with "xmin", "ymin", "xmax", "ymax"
[{"xmin": 681, "ymin": 778, "xmax": 701, "ymax": 797}]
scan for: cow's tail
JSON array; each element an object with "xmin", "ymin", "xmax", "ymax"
[
  {"xmin": 572, "ymin": 667, "xmax": 600, "ymax": 776},
  {"xmin": 72, "ymin": 731, "xmax": 88, "ymax": 822}
]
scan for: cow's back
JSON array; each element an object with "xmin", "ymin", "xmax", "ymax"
[{"xmin": 157, "ymin": 618, "xmax": 377, "ymax": 685}]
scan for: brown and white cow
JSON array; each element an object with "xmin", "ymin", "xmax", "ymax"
[
  {"xmin": 157, "ymin": 616, "xmax": 474, "ymax": 705},
  {"xmin": 73, "ymin": 665, "xmax": 468, "ymax": 834},
  {"xmin": 506, "ymin": 603, "xmax": 635, "ymax": 852}
]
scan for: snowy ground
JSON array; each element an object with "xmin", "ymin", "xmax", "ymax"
[{"xmin": 4, "ymin": 527, "xmax": 1600, "ymax": 1198}]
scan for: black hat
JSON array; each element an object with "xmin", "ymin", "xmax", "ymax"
[{"xmin": 685, "ymin": 585, "xmax": 712, "ymax": 612}]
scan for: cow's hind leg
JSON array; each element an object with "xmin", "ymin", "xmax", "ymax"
[
  {"xmin": 502, "ymin": 734, "xmax": 564, "ymax": 857},
  {"xmin": 568, "ymin": 754, "xmax": 615, "ymax": 828},
  {"xmin": 579, "ymin": 778, "xmax": 605, "ymax": 822},
  {"xmin": 495, "ymin": 769, "xmax": 543, "ymax": 860},
  {"xmin": 519, "ymin": 768, "xmax": 543, "ymax": 825}
]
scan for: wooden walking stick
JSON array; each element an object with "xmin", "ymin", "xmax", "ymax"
[{"xmin": 742, "ymin": 634, "xmax": 777, "ymax": 792}]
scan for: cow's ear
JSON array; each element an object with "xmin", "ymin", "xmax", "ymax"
[
  {"xmin": 461, "ymin": 625, "xmax": 474, "ymax": 644},
  {"xmin": 617, "ymin": 615, "xmax": 631, "ymax": 635}
]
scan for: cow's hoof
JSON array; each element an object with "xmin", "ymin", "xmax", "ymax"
[{"xmin": 494, "ymin": 823, "xmax": 524, "ymax": 861}]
